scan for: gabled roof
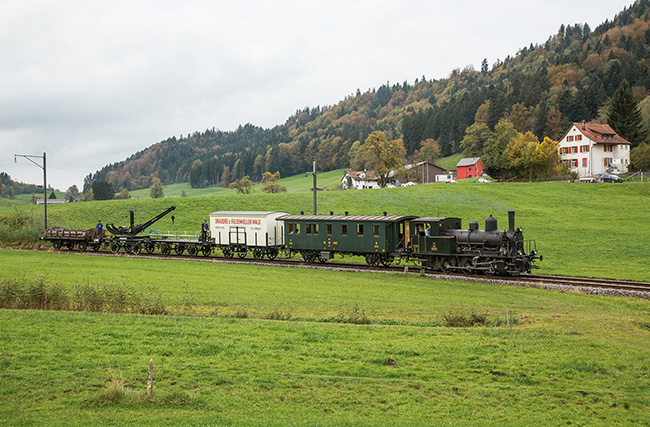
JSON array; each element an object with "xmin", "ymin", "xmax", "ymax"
[
  {"xmin": 569, "ymin": 122, "xmax": 631, "ymax": 145},
  {"xmin": 456, "ymin": 157, "xmax": 481, "ymax": 167},
  {"xmin": 344, "ymin": 170, "xmax": 378, "ymax": 181}
]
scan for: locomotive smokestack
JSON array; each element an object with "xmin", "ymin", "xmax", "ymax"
[{"xmin": 508, "ymin": 211, "xmax": 515, "ymax": 233}]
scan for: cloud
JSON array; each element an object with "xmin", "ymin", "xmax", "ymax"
[{"xmin": 0, "ymin": 0, "xmax": 631, "ymax": 190}]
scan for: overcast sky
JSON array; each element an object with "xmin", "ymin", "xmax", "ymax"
[{"xmin": 0, "ymin": 0, "xmax": 633, "ymax": 190}]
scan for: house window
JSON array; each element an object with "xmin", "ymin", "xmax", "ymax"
[
  {"xmin": 372, "ymin": 225, "xmax": 380, "ymax": 237},
  {"xmin": 326, "ymin": 224, "xmax": 332, "ymax": 236},
  {"xmin": 605, "ymin": 145, "xmax": 613, "ymax": 152},
  {"xmin": 576, "ymin": 135, "xmax": 582, "ymax": 141},
  {"xmin": 567, "ymin": 135, "xmax": 574, "ymax": 142},
  {"xmin": 582, "ymin": 145, "xmax": 589, "ymax": 152},
  {"xmin": 572, "ymin": 146, "xmax": 578, "ymax": 154},
  {"xmin": 341, "ymin": 224, "xmax": 348, "ymax": 236},
  {"xmin": 571, "ymin": 159, "xmax": 578, "ymax": 168},
  {"xmin": 582, "ymin": 158, "xmax": 587, "ymax": 167},
  {"xmin": 468, "ymin": 168, "xmax": 472, "ymax": 172},
  {"xmin": 356, "ymin": 224, "xmax": 364, "ymax": 237}
]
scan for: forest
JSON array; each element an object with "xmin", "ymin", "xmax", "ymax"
[{"xmin": 79, "ymin": 0, "xmax": 650, "ymax": 192}]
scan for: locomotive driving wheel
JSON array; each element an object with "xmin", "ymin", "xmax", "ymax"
[
  {"xmin": 110, "ymin": 242, "xmax": 120, "ymax": 254},
  {"xmin": 90, "ymin": 242, "xmax": 100, "ymax": 251}
]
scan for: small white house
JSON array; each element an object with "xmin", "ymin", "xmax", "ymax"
[
  {"xmin": 342, "ymin": 170, "xmax": 380, "ymax": 190},
  {"xmin": 559, "ymin": 122, "xmax": 631, "ymax": 177}
]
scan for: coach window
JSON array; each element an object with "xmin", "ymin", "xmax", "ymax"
[
  {"xmin": 312, "ymin": 224, "xmax": 318, "ymax": 234},
  {"xmin": 372, "ymin": 224, "xmax": 380, "ymax": 237},
  {"xmin": 306, "ymin": 224, "xmax": 312, "ymax": 235},
  {"xmin": 326, "ymin": 224, "xmax": 332, "ymax": 236},
  {"xmin": 288, "ymin": 223, "xmax": 294, "ymax": 234},
  {"xmin": 341, "ymin": 224, "xmax": 348, "ymax": 236},
  {"xmin": 357, "ymin": 224, "xmax": 364, "ymax": 236}
]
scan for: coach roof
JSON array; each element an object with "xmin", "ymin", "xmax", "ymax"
[{"xmin": 278, "ymin": 214, "xmax": 416, "ymax": 223}]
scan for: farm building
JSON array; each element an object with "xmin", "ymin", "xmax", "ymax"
[
  {"xmin": 559, "ymin": 122, "xmax": 631, "ymax": 177},
  {"xmin": 342, "ymin": 170, "xmax": 380, "ymax": 190},
  {"xmin": 456, "ymin": 157, "xmax": 484, "ymax": 179},
  {"xmin": 403, "ymin": 161, "xmax": 447, "ymax": 184}
]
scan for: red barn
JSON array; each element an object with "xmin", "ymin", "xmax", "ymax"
[{"xmin": 456, "ymin": 157, "xmax": 484, "ymax": 179}]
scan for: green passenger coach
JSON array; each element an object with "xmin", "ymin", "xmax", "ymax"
[{"xmin": 279, "ymin": 213, "xmax": 416, "ymax": 266}]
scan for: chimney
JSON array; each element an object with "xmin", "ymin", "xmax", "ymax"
[{"xmin": 582, "ymin": 121, "xmax": 586, "ymax": 130}]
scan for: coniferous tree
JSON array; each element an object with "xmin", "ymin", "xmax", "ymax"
[{"xmin": 608, "ymin": 80, "xmax": 647, "ymax": 147}]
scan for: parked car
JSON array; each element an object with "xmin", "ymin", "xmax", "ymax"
[
  {"xmin": 445, "ymin": 179, "xmax": 457, "ymax": 184},
  {"xmin": 476, "ymin": 177, "xmax": 492, "ymax": 183},
  {"xmin": 600, "ymin": 174, "xmax": 623, "ymax": 183}
]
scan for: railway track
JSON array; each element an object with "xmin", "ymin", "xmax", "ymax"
[{"xmin": 45, "ymin": 247, "xmax": 650, "ymax": 298}]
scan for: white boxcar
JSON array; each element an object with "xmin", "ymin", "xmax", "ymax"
[{"xmin": 209, "ymin": 211, "xmax": 289, "ymax": 248}]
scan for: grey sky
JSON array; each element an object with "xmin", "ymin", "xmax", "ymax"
[{"xmin": 0, "ymin": 0, "xmax": 632, "ymax": 190}]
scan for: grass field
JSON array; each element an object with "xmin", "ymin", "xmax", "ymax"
[
  {"xmin": 1, "ymin": 249, "xmax": 649, "ymax": 426},
  {"xmin": 4, "ymin": 180, "xmax": 649, "ymax": 281}
]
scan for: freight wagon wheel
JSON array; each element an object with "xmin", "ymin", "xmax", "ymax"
[
  {"xmin": 110, "ymin": 242, "xmax": 120, "ymax": 254},
  {"xmin": 64, "ymin": 241, "xmax": 75, "ymax": 251},
  {"xmin": 130, "ymin": 243, "xmax": 142, "ymax": 255},
  {"xmin": 160, "ymin": 243, "xmax": 171, "ymax": 255},
  {"xmin": 201, "ymin": 246, "xmax": 212, "ymax": 257},
  {"xmin": 253, "ymin": 249, "xmax": 263, "ymax": 260},
  {"xmin": 174, "ymin": 244, "xmax": 185, "ymax": 255},
  {"xmin": 90, "ymin": 242, "xmax": 100, "ymax": 252},
  {"xmin": 267, "ymin": 249, "xmax": 279, "ymax": 260},
  {"xmin": 77, "ymin": 241, "xmax": 87, "ymax": 252},
  {"xmin": 187, "ymin": 245, "xmax": 198, "ymax": 257},
  {"xmin": 52, "ymin": 240, "xmax": 62, "ymax": 250},
  {"xmin": 222, "ymin": 247, "xmax": 233, "ymax": 258},
  {"xmin": 145, "ymin": 242, "xmax": 156, "ymax": 254},
  {"xmin": 237, "ymin": 250, "xmax": 247, "ymax": 259},
  {"xmin": 317, "ymin": 255, "xmax": 327, "ymax": 264}
]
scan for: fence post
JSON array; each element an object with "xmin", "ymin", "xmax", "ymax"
[{"xmin": 146, "ymin": 359, "xmax": 153, "ymax": 396}]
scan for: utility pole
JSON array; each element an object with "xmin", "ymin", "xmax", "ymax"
[
  {"xmin": 15, "ymin": 152, "xmax": 47, "ymax": 229},
  {"xmin": 305, "ymin": 161, "xmax": 317, "ymax": 214}
]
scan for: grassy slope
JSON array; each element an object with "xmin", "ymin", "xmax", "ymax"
[
  {"xmin": 1, "ymin": 249, "xmax": 649, "ymax": 426},
  {"xmin": 9, "ymin": 180, "xmax": 650, "ymax": 281}
]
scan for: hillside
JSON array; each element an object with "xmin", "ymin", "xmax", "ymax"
[{"xmin": 89, "ymin": 1, "xmax": 650, "ymax": 192}]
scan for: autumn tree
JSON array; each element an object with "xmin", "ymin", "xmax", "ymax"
[
  {"xmin": 150, "ymin": 177, "xmax": 165, "ymax": 198},
  {"xmin": 545, "ymin": 106, "xmax": 566, "ymax": 141},
  {"xmin": 360, "ymin": 131, "xmax": 406, "ymax": 187},
  {"xmin": 261, "ymin": 171, "xmax": 287, "ymax": 193},
  {"xmin": 413, "ymin": 139, "xmax": 441, "ymax": 163},
  {"xmin": 115, "ymin": 188, "xmax": 131, "ymax": 199},
  {"xmin": 481, "ymin": 121, "xmax": 517, "ymax": 179},
  {"xmin": 506, "ymin": 103, "xmax": 532, "ymax": 132},
  {"xmin": 229, "ymin": 176, "xmax": 254, "ymax": 194},
  {"xmin": 459, "ymin": 123, "xmax": 491, "ymax": 156},
  {"xmin": 65, "ymin": 185, "xmax": 79, "ymax": 202},
  {"xmin": 608, "ymin": 80, "xmax": 647, "ymax": 147},
  {"xmin": 503, "ymin": 132, "xmax": 559, "ymax": 181},
  {"xmin": 631, "ymin": 144, "xmax": 650, "ymax": 171}
]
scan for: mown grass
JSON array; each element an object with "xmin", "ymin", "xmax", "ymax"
[{"xmin": 0, "ymin": 248, "xmax": 649, "ymax": 426}]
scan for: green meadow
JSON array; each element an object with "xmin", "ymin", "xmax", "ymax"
[
  {"xmin": 1, "ymin": 180, "xmax": 650, "ymax": 425},
  {"xmin": 7, "ymin": 180, "xmax": 650, "ymax": 281},
  {"xmin": 1, "ymin": 249, "xmax": 649, "ymax": 426}
]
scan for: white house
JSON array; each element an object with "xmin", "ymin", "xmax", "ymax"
[
  {"xmin": 559, "ymin": 122, "xmax": 631, "ymax": 177},
  {"xmin": 342, "ymin": 170, "xmax": 380, "ymax": 189}
]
